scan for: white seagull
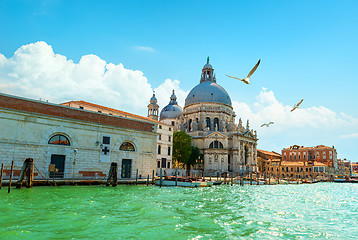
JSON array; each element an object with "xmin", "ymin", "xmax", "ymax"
[
  {"xmin": 226, "ymin": 59, "xmax": 261, "ymax": 84},
  {"xmin": 261, "ymin": 122, "xmax": 274, "ymax": 127},
  {"xmin": 291, "ymin": 99, "xmax": 304, "ymax": 112}
]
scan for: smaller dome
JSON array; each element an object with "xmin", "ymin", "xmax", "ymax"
[
  {"xmin": 160, "ymin": 105, "xmax": 183, "ymax": 120},
  {"xmin": 160, "ymin": 90, "xmax": 183, "ymax": 120},
  {"xmin": 150, "ymin": 93, "xmax": 157, "ymax": 104}
]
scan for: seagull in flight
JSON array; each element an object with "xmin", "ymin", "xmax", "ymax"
[
  {"xmin": 261, "ymin": 122, "xmax": 274, "ymax": 127},
  {"xmin": 291, "ymin": 99, "xmax": 304, "ymax": 112},
  {"xmin": 226, "ymin": 59, "xmax": 261, "ymax": 84}
]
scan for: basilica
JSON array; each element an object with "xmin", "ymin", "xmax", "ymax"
[{"xmin": 149, "ymin": 58, "xmax": 258, "ymax": 176}]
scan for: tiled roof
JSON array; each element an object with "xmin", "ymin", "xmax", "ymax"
[
  {"xmin": 61, "ymin": 100, "xmax": 170, "ymax": 126},
  {"xmin": 0, "ymin": 93, "xmax": 155, "ymax": 133},
  {"xmin": 257, "ymin": 149, "xmax": 282, "ymax": 157}
]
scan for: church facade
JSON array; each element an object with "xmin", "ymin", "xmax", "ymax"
[{"xmin": 152, "ymin": 59, "xmax": 258, "ymax": 176}]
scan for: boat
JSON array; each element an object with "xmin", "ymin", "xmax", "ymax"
[
  {"xmin": 334, "ymin": 175, "xmax": 347, "ymax": 182},
  {"xmin": 213, "ymin": 181, "xmax": 223, "ymax": 185},
  {"xmin": 155, "ymin": 176, "xmax": 213, "ymax": 187},
  {"xmin": 233, "ymin": 177, "xmax": 265, "ymax": 185}
]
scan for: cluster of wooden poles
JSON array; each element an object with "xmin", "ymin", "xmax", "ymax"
[
  {"xmin": 0, "ymin": 158, "xmax": 34, "ymax": 193},
  {"xmin": 106, "ymin": 162, "xmax": 156, "ymax": 187}
]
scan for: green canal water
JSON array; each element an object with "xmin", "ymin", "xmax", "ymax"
[{"xmin": 1, "ymin": 183, "xmax": 357, "ymax": 239}]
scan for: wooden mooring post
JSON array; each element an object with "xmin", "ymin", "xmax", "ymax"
[
  {"xmin": 8, "ymin": 161, "xmax": 14, "ymax": 193},
  {"xmin": 16, "ymin": 158, "xmax": 34, "ymax": 188},
  {"xmin": 146, "ymin": 175, "xmax": 149, "ymax": 186},
  {"xmin": 250, "ymin": 172, "xmax": 253, "ymax": 185},
  {"xmin": 175, "ymin": 167, "xmax": 178, "ymax": 187},
  {"xmin": 0, "ymin": 163, "xmax": 3, "ymax": 189},
  {"xmin": 231, "ymin": 173, "xmax": 233, "ymax": 186},
  {"xmin": 106, "ymin": 162, "xmax": 117, "ymax": 187},
  {"xmin": 135, "ymin": 169, "xmax": 138, "ymax": 185},
  {"xmin": 224, "ymin": 173, "xmax": 227, "ymax": 185},
  {"xmin": 159, "ymin": 167, "xmax": 163, "ymax": 188},
  {"xmin": 152, "ymin": 170, "xmax": 155, "ymax": 185}
]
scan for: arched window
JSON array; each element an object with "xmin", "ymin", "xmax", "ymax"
[
  {"xmin": 189, "ymin": 119, "xmax": 192, "ymax": 131},
  {"xmin": 206, "ymin": 117, "xmax": 211, "ymax": 130},
  {"xmin": 214, "ymin": 118, "xmax": 219, "ymax": 131},
  {"xmin": 48, "ymin": 134, "xmax": 70, "ymax": 146},
  {"xmin": 120, "ymin": 142, "xmax": 135, "ymax": 151},
  {"xmin": 209, "ymin": 141, "xmax": 223, "ymax": 149}
]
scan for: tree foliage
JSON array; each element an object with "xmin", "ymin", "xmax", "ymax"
[
  {"xmin": 173, "ymin": 131, "xmax": 192, "ymax": 169},
  {"xmin": 189, "ymin": 146, "xmax": 202, "ymax": 168}
]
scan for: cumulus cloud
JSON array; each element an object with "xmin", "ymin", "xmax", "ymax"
[
  {"xmin": 134, "ymin": 46, "xmax": 155, "ymax": 52},
  {"xmin": 233, "ymin": 88, "xmax": 358, "ymax": 159},
  {"xmin": 0, "ymin": 41, "xmax": 158, "ymax": 114},
  {"xmin": 233, "ymin": 88, "xmax": 358, "ymax": 131},
  {"xmin": 154, "ymin": 79, "xmax": 189, "ymax": 110}
]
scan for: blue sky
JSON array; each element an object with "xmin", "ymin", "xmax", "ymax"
[{"xmin": 0, "ymin": 0, "xmax": 357, "ymax": 160}]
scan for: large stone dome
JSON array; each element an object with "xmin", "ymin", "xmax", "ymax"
[
  {"xmin": 185, "ymin": 58, "xmax": 231, "ymax": 106},
  {"xmin": 185, "ymin": 81, "xmax": 232, "ymax": 106}
]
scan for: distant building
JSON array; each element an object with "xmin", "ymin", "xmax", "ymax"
[
  {"xmin": 0, "ymin": 93, "xmax": 157, "ymax": 180},
  {"xmin": 282, "ymin": 145, "xmax": 338, "ymax": 169},
  {"xmin": 257, "ymin": 149, "xmax": 282, "ymax": 173}
]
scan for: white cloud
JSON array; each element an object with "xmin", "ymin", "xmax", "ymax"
[
  {"xmin": 154, "ymin": 79, "xmax": 188, "ymax": 110},
  {"xmin": 134, "ymin": 46, "xmax": 155, "ymax": 52},
  {"xmin": 339, "ymin": 133, "xmax": 358, "ymax": 139},
  {"xmin": 0, "ymin": 41, "xmax": 155, "ymax": 115},
  {"xmin": 233, "ymin": 88, "xmax": 358, "ymax": 131},
  {"xmin": 232, "ymin": 87, "xmax": 358, "ymax": 159},
  {"xmin": 0, "ymin": 41, "xmax": 188, "ymax": 117}
]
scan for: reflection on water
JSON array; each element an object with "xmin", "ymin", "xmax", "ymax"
[{"xmin": 1, "ymin": 183, "xmax": 357, "ymax": 239}]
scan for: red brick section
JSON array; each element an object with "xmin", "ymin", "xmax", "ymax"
[
  {"xmin": 0, "ymin": 94, "xmax": 154, "ymax": 132},
  {"xmin": 3, "ymin": 170, "xmax": 38, "ymax": 177},
  {"xmin": 79, "ymin": 171, "xmax": 106, "ymax": 177}
]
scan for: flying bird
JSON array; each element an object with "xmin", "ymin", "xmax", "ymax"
[
  {"xmin": 291, "ymin": 99, "xmax": 304, "ymax": 112},
  {"xmin": 261, "ymin": 122, "xmax": 274, "ymax": 127},
  {"xmin": 226, "ymin": 59, "xmax": 261, "ymax": 84}
]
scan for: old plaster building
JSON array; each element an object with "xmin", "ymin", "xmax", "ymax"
[
  {"xmin": 154, "ymin": 58, "xmax": 258, "ymax": 176},
  {"xmin": 0, "ymin": 93, "xmax": 158, "ymax": 180},
  {"xmin": 63, "ymin": 99, "xmax": 174, "ymax": 177}
]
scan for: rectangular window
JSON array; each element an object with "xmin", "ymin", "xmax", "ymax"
[
  {"xmin": 157, "ymin": 161, "xmax": 160, "ymax": 168},
  {"xmin": 161, "ymin": 158, "xmax": 166, "ymax": 168},
  {"xmin": 102, "ymin": 136, "xmax": 110, "ymax": 145},
  {"xmin": 168, "ymin": 136, "xmax": 171, "ymax": 142},
  {"xmin": 98, "ymin": 111, "xmax": 102, "ymax": 113},
  {"xmin": 158, "ymin": 135, "xmax": 161, "ymax": 140},
  {"xmin": 159, "ymin": 125, "xmax": 162, "ymax": 129},
  {"xmin": 79, "ymin": 106, "xmax": 84, "ymax": 109},
  {"xmin": 167, "ymin": 162, "xmax": 170, "ymax": 168},
  {"xmin": 171, "ymin": 121, "xmax": 175, "ymax": 126},
  {"xmin": 169, "ymin": 127, "xmax": 172, "ymax": 131},
  {"xmin": 168, "ymin": 147, "xmax": 171, "ymax": 156}
]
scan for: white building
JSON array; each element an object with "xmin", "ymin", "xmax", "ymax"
[
  {"xmin": 0, "ymin": 93, "xmax": 157, "ymax": 180},
  {"xmin": 157, "ymin": 58, "xmax": 258, "ymax": 176}
]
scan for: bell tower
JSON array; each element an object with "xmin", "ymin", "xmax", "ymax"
[
  {"xmin": 200, "ymin": 56, "xmax": 216, "ymax": 83},
  {"xmin": 147, "ymin": 92, "xmax": 159, "ymax": 120}
]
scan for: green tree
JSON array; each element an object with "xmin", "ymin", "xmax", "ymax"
[
  {"xmin": 173, "ymin": 131, "xmax": 192, "ymax": 174},
  {"xmin": 189, "ymin": 146, "xmax": 203, "ymax": 176}
]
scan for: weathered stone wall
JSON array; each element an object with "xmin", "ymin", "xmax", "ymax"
[{"xmin": 0, "ymin": 108, "xmax": 157, "ymax": 179}]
